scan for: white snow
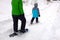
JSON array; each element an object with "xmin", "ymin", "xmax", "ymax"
[{"xmin": 0, "ymin": 0, "xmax": 60, "ymax": 40}]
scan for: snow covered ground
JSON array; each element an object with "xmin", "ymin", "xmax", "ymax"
[{"xmin": 0, "ymin": 0, "xmax": 60, "ymax": 40}]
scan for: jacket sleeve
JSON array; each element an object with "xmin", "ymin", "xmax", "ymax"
[
  {"xmin": 18, "ymin": 0, "xmax": 24, "ymax": 13},
  {"xmin": 37, "ymin": 8, "xmax": 40, "ymax": 16},
  {"xmin": 12, "ymin": 0, "xmax": 19, "ymax": 10}
]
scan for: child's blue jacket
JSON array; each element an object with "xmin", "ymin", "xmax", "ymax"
[{"xmin": 32, "ymin": 8, "xmax": 40, "ymax": 18}]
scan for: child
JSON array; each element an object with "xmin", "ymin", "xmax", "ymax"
[{"xmin": 31, "ymin": 3, "xmax": 40, "ymax": 24}]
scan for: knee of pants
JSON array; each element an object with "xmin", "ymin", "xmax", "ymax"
[
  {"xmin": 13, "ymin": 24, "xmax": 18, "ymax": 26},
  {"xmin": 22, "ymin": 18, "xmax": 26, "ymax": 23},
  {"xmin": 24, "ymin": 19, "xmax": 26, "ymax": 23}
]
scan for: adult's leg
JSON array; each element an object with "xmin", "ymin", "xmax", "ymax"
[
  {"xmin": 18, "ymin": 14, "xmax": 26, "ymax": 31},
  {"xmin": 12, "ymin": 15, "xmax": 18, "ymax": 33}
]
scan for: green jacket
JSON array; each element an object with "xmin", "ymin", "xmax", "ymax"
[{"xmin": 12, "ymin": 0, "xmax": 24, "ymax": 15}]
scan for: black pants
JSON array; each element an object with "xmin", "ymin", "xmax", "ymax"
[
  {"xmin": 31, "ymin": 18, "xmax": 38, "ymax": 24},
  {"xmin": 12, "ymin": 14, "xmax": 26, "ymax": 32}
]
